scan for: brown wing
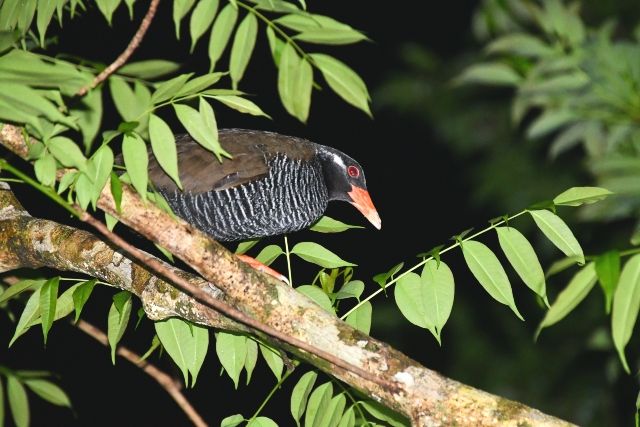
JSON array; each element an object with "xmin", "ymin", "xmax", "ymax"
[{"xmin": 148, "ymin": 129, "xmax": 317, "ymax": 194}]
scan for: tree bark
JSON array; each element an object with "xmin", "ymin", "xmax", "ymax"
[{"xmin": 0, "ymin": 125, "xmax": 575, "ymax": 426}]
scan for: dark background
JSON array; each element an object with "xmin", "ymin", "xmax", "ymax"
[{"xmin": 1, "ymin": 1, "xmax": 638, "ymax": 426}]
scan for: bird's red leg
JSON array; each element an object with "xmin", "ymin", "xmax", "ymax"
[{"xmin": 236, "ymin": 254, "xmax": 290, "ymax": 284}]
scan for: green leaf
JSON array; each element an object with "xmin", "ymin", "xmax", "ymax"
[
  {"xmin": 235, "ymin": 239, "xmax": 259, "ymax": 255},
  {"xmin": 310, "ymin": 216, "xmax": 363, "ymax": 233},
  {"xmin": 109, "ymin": 77, "xmax": 138, "ymax": 121},
  {"xmin": 174, "ymin": 102, "xmax": 229, "ymax": 159},
  {"xmin": 335, "ymin": 280, "xmax": 364, "ymax": 300},
  {"xmin": 259, "ymin": 342, "xmax": 283, "ymax": 380},
  {"xmin": 95, "ymin": 0, "xmax": 121, "ymax": 24},
  {"xmin": 151, "ymin": 73, "xmax": 192, "ymax": 104},
  {"xmin": 87, "ymin": 145, "xmax": 114, "ymax": 207},
  {"xmin": 210, "ymin": 95, "xmax": 269, "ymax": 117},
  {"xmin": 118, "ymin": 60, "xmax": 181, "ymax": 79},
  {"xmin": 110, "ymin": 172, "xmax": 123, "ymax": 213},
  {"xmin": 255, "ymin": 244, "xmax": 283, "ymax": 266},
  {"xmin": 612, "ymin": 254, "xmax": 640, "ymax": 373},
  {"xmin": 229, "ymin": 13, "xmax": 258, "ymax": 88},
  {"xmin": 23, "ymin": 379, "xmax": 71, "ymax": 407},
  {"xmin": 526, "ymin": 110, "xmax": 575, "ymax": 140},
  {"xmin": 496, "ymin": 226, "xmax": 547, "ymax": 301},
  {"xmin": 277, "ymin": 42, "xmax": 312, "ymax": 122},
  {"xmin": 345, "ymin": 301, "xmax": 372, "ymax": 334},
  {"xmin": 149, "ymin": 114, "xmax": 182, "ymax": 189},
  {"xmin": 537, "ymin": 263, "xmax": 597, "ymax": 335},
  {"xmin": 189, "ymin": 0, "xmax": 219, "ymax": 51},
  {"xmin": 10, "ymin": 285, "xmax": 42, "ymax": 346},
  {"xmin": 454, "ymin": 63, "xmax": 522, "ymax": 86},
  {"xmin": 486, "ymin": 33, "xmax": 554, "ymax": 57},
  {"xmin": 0, "ymin": 279, "xmax": 43, "ymax": 304},
  {"xmin": 176, "ymin": 72, "xmax": 225, "ymax": 97},
  {"xmin": 207, "ymin": 3, "xmax": 238, "ymax": 71},
  {"xmin": 553, "ymin": 187, "xmax": 613, "ymax": 206},
  {"xmin": 155, "ymin": 318, "xmax": 209, "ymax": 387},
  {"xmin": 294, "ymin": 29, "xmax": 367, "ymax": 45},
  {"xmin": 304, "ymin": 382, "xmax": 332, "ymax": 427},
  {"xmin": 36, "ymin": 0, "xmax": 57, "ymax": 46},
  {"xmin": 291, "ymin": 371, "xmax": 317, "ymax": 426},
  {"xmin": 596, "ymin": 251, "xmax": 620, "ymax": 314},
  {"xmin": 221, "ymin": 414, "xmax": 245, "ymax": 427},
  {"xmin": 39, "ymin": 276, "xmax": 59, "ymax": 345},
  {"xmin": 72, "ymin": 279, "xmax": 97, "ymax": 322},
  {"xmin": 296, "ymin": 285, "xmax": 333, "ymax": 313},
  {"xmin": 247, "ymin": 417, "xmax": 278, "ymax": 427},
  {"xmin": 337, "ymin": 406, "xmax": 355, "ymax": 427},
  {"xmin": 462, "ymin": 240, "xmax": 523, "ymax": 320},
  {"xmin": 47, "ymin": 136, "xmax": 87, "ymax": 171},
  {"xmin": 545, "ymin": 255, "xmax": 583, "ymax": 278},
  {"xmin": 317, "ymin": 393, "xmax": 346, "ymax": 427},
  {"xmin": 75, "ymin": 172, "xmax": 93, "ymax": 210},
  {"xmin": 72, "ymin": 88, "xmax": 103, "ymax": 153},
  {"xmin": 173, "ymin": 0, "xmax": 196, "ymax": 38},
  {"xmin": 310, "ymin": 53, "xmax": 371, "ymax": 116},
  {"xmin": 529, "ymin": 209, "xmax": 584, "ymax": 264},
  {"xmin": 244, "ymin": 338, "xmax": 258, "ymax": 383},
  {"xmin": 215, "ymin": 332, "xmax": 247, "ymax": 388},
  {"xmin": 7, "ymin": 376, "xmax": 29, "ymax": 427},
  {"xmin": 122, "ymin": 133, "xmax": 149, "ymax": 200},
  {"xmin": 291, "ymin": 242, "xmax": 356, "ymax": 268},
  {"xmin": 266, "ymin": 26, "xmax": 284, "ymax": 66},
  {"xmin": 107, "ymin": 291, "xmax": 132, "ymax": 364},
  {"xmin": 373, "ymin": 262, "xmax": 404, "ymax": 289},
  {"xmin": 360, "ymin": 401, "xmax": 408, "ymax": 427}
]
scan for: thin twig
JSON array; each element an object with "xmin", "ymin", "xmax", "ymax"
[
  {"xmin": 75, "ymin": 320, "xmax": 208, "ymax": 427},
  {"xmin": 76, "ymin": 0, "xmax": 161, "ymax": 96},
  {"xmin": 79, "ymin": 210, "xmax": 398, "ymax": 391}
]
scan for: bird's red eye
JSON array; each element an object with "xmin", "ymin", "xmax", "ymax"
[{"xmin": 347, "ymin": 165, "xmax": 360, "ymax": 178}]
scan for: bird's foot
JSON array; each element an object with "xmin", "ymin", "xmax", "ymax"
[{"xmin": 236, "ymin": 254, "xmax": 290, "ymax": 285}]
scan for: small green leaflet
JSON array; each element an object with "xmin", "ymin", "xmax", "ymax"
[
  {"xmin": 244, "ymin": 339, "xmax": 258, "ymax": 383},
  {"xmin": 373, "ymin": 262, "xmax": 405, "ymax": 290},
  {"xmin": 216, "ymin": 331, "xmax": 247, "ymax": 388},
  {"xmin": 247, "ymin": 417, "xmax": 278, "ymax": 427},
  {"xmin": 189, "ymin": 0, "xmax": 219, "ymax": 52},
  {"xmin": 310, "ymin": 53, "xmax": 371, "ymax": 116},
  {"xmin": 95, "ymin": 0, "xmax": 120, "ymax": 24},
  {"xmin": 23, "ymin": 379, "xmax": 71, "ymax": 407},
  {"xmin": 259, "ymin": 342, "xmax": 284, "ymax": 380},
  {"xmin": 496, "ymin": 226, "xmax": 547, "ymax": 303},
  {"xmin": 149, "ymin": 114, "xmax": 182, "ymax": 189},
  {"xmin": 612, "ymin": 254, "xmax": 640, "ymax": 373},
  {"xmin": 110, "ymin": 172, "xmax": 123, "ymax": 213},
  {"xmin": 87, "ymin": 144, "xmax": 114, "ymax": 207},
  {"xmin": 277, "ymin": 42, "xmax": 312, "ymax": 123},
  {"xmin": 10, "ymin": 286, "xmax": 42, "ymax": 347},
  {"xmin": 221, "ymin": 414, "xmax": 245, "ymax": 427},
  {"xmin": 537, "ymin": 263, "xmax": 597, "ymax": 337},
  {"xmin": 173, "ymin": 0, "xmax": 196, "ymax": 38},
  {"xmin": 335, "ymin": 280, "xmax": 364, "ymax": 301},
  {"xmin": 254, "ymin": 244, "xmax": 283, "ymax": 266},
  {"xmin": 34, "ymin": 151, "xmax": 56, "ymax": 187},
  {"xmin": 72, "ymin": 279, "xmax": 97, "ymax": 322},
  {"xmin": 595, "ymin": 251, "xmax": 620, "ymax": 314},
  {"xmin": 529, "ymin": 209, "xmax": 585, "ymax": 265},
  {"xmin": 462, "ymin": 240, "xmax": 523, "ymax": 320},
  {"xmin": 360, "ymin": 401, "xmax": 409, "ymax": 427},
  {"xmin": 545, "ymin": 255, "xmax": 583, "ymax": 278},
  {"xmin": 174, "ymin": 100, "xmax": 231, "ymax": 160},
  {"xmin": 107, "ymin": 291, "xmax": 132, "ymax": 364},
  {"xmin": 345, "ymin": 301, "xmax": 372, "ymax": 334},
  {"xmin": 151, "ymin": 73, "xmax": 192, "ymax": 104},
  {"xmin": 485, "ymin": 33, "xmax": 554, "ymax": 57},
  {"xmin": 47, "ymin": 136, "xmax": 87, "ymax": 171},
  {"xmin": 235, "ymin": 239, "xmax": 259, "ymax": 255},
  {"xmin": 291, "ymin": 242, "xmax": 356, "ymax": 268},
  {"xmin": 553, "ymin": 186, "xmax": 612, "ymax": 206},
  {"xmin": 304, "ymin": 382, "xmax": 333, "ymax": 427},
  {"xmin": 0, "ymin": 279, "xmax": 43, "ymax": 304},
  {"xmin": 310, "ymin": 216, "xmax": 363, "ymax": 233},
  {"xmin": 208, "ymin": 3, "xmax": 238, "ymax": 71},
  {"xmin": 229, "ymin": 13, "xmax": 258, "ymax": 88},
  {"xmin": 338, "ymin": 406, "xmax": 355, "ymax": 427},
  {"xmin": 527, "ymin": 108, "xmax": 574, "ymax": 139},
  {"xmin": 296, "ymin": 285, "xmax": 334, "ymax": 313},
  {"xmin": 39, "ymin": 276, "xmax": 59, "ymax": 345},
  {"xmin": 454, "ymin": 62, "xmax": 522, "ymax": 86},
  {"xmin": 122, "ymin": 133, "xmax": 149, "ymax": 200},
  {"xmin": 395, "ymin": 260, "xmax": 454, "ymax": 343},
  {"xmin": 118, "ymin": 60, "xmax": 181, "ymax": 79},
  {"xmin": 294, "ymin": 29, "xmax": 367, "ymax": 45},
  {"xmin": 210, "ymin": 95, "xmax": 269, "ymax": 117},
  {"xmin": 7, "ymin": 376, "xmax": 29, "ymax": 427},
  {"xmin": 176, "ymin": 72, "xmax": 225, "ymax": 97},
  {"xmin": 155, "ymin": 318, "xmax": 209, "ymax": 387},
  {"xmin": 290, "ymin": 371, "xmax": 317, "ymax": 427}
]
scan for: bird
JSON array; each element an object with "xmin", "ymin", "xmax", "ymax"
[{"xmin": 145, "ymin": 129, "xmax": 381, "ymax": 280}]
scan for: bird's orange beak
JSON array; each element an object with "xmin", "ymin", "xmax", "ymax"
[{"xmin": 348, "ymin": 186, "xmax": 382, "ymax": 230}]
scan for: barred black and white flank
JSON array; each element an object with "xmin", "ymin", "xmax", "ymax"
[{"xmin": 147, "ymin": 129, "xmax": 381, "ymax": 242}]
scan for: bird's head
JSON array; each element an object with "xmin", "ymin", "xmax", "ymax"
[{"xmin": 316, "ymin": 145, "xmax": 381, "ymax": 230}]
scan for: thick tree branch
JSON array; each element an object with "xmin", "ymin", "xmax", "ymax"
[
  {"xmin": 75, "ymin": 320, "xmax": 207, "ymax": 427},
  {"xmin": 0, "ymin": 125, "xmax": 575, "ymax": 426},
  {"xmin": 76, "ymin": 0, "xmax": 161, "ymax": 96}
]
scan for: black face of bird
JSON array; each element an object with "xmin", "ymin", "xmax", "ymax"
[{"xmin": 317, "ymin": 146, "xmax": 382, "ymax": 230}]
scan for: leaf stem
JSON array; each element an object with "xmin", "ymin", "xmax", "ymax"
[
  {"xmin": 340, "ymin": 210, "xmax": 528, "ymax": 319},
  {"xmin": 284, "ymin": 235, "xmax": 293, "ymax": 286}
]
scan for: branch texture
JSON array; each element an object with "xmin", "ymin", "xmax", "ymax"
[{"xmin": 0, "ymin": 125, "xmax": 575, "ymax": 426}]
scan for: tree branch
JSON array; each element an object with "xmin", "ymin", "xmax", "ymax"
[
  {"xmin": 75, "ymin": 319, "xmax": 208, "ymax": 427},
  {"xmin": 76, "ymin": 0, "xmax": 161, "ymax": 97},
  {"xmin": 0, "ymin": 125, "xmax": 575, "ymax": 426}
]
